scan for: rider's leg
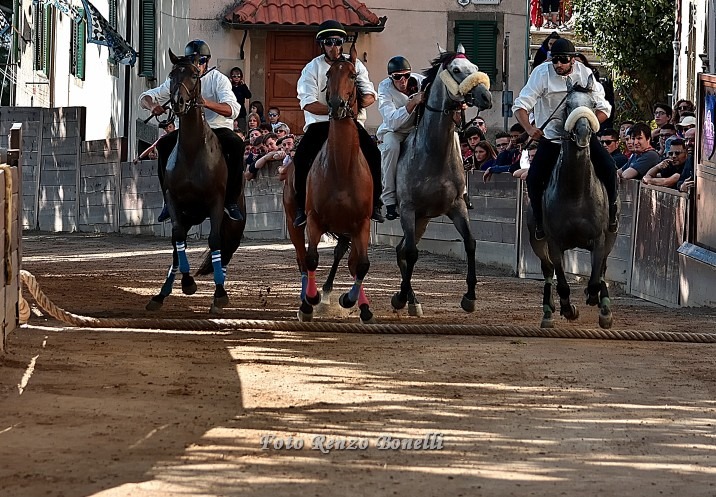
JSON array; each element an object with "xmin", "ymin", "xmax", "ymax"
[
  {"xmin": 589, "ymin": 133, "xmax": 619, "ymax": 232},
  {"xmin": 292, "ymin": 122, "xmax": 330, "ymax": 227},
  {"xmin": 357, "ymin": 124, "xmax": 385, "ymax": 223},
  {"xmin": 214, "ymin": 127, "xmax": 246, "ymax": 222},
  {"xmin": 155, "ymin": 130, "xmax": 179, "ymax": 222},
  {"xmin": 378, "ymin": 131, "xmax": 405, "ymax": 220},
  {"xmin": 525, "ymin": 139, "xmax": 560, "ymax": 239}
]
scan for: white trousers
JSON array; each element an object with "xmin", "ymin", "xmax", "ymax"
[{"xmin": 379, "ymin": 130, "xmax": 410, "ymax": 206}]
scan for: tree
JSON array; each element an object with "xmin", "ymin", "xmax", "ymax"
[{"xmin": 572, "ymin": 0, "xmax": 675, "ymax": 121}]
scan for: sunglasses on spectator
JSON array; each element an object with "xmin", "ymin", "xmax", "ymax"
[
  {"xmin": 268, "ymin": 112, "xmax": 279, "ymax": 117},
  {"xmin": 476, "ymin": 121, "xmax": 485, "ymax": 126},
  {"xmin": 667, "ymin": 150, "xmax": 685, "ymax": 156},
  {"xmin": 391, "ymin": 73, "xmax": 410, "ymax": 81},
  {"xmin": 551, "ymin": 55, "xmax": 572, "ymax": 65},
  {"xmin": 322, "ymin": 38, "xmax": 344, "ymax": 47},
  {"xmin": 231, "ymin": 74, "xmax": 242, "ymax": 78},
  {"xmin": 600, "ymin": 139, "xmax": 615, "ymax": 145}
]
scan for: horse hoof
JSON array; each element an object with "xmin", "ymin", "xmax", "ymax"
[
  {"xmin": 339, "ymin": 293, "xmax": 356, "ymax": 309},
  {"xmin": 305, "ymin": 292, "xmax": 321, "ymax": 306},
  {"xmin": 540, "ymin": 317, "xmax": 554, "ymax": 328},
  {"xmin": 214, "ymin": 295, "xmax": 229, "ymax": 308},
  {"xmin": 146, "ymin": 297, "xmax": 164, "ymax": 311},
  {"xmin": 460, "ymin": 295, "xmax": 477, "ymax": 313},
  {"xmin": 182, "ymin": 276, "xmax": 197, "ymax": 295},
  {"xmin": 408, "ymin": 303, "xmax": 423, "ymax": 317},
  {"xmin": 391, "ymin": 292, "xmax": 407, "ymax": 310},
  {"xmin": 360, "ymin": 304, "xmax": 375, "ymax": 324},
  {"xmin": 565, "ymin": 305, "xmax": 580, "ymax": 321},
  {"xmin": 322, "ymin": 290, "xmax": 332, "ymax": 306},
  {"xmin": 586, "ymin": 294, "xmax": 599, "ymax": 306},
  {"xmin": 297, "ymin": 309, "xmax": 313, "ymax": 322},
  {"xmin": 599, "ymin": 309, "xmax": 613, "ymax": 329},
  {"xmin": 209, "ymin": 304, "xmax": 224, "ymax": 315}
]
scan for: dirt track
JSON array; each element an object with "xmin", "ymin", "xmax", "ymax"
[{"xmin": 1, "ymin": 233, "xmax": 716, "ymax": 496}]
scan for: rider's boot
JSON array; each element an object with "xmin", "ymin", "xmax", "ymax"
[
  {"xmin": 608, "ymin": 202, "xmax": 618, "ymax": 233},
  {"xmin": 224, "ymin": 203, "xmax": 244, "ymax": 222},
  {"xmin": 371, "ymin": 203, "xmax": 385, "ymax": 223},
  {"xmin": 294, "ymin": 206, "xmax": 307, "ymax": 228},
  {"xmin": 463, "ymin": 192, "xmax": 474, "ymax": 210},
  {"xmin": 385, "ymin": 204, "xmax": 399, "ymax": 221},
  {"xmin": 158, "ymin": 204, "xmax": 170, "ymax": 222}
]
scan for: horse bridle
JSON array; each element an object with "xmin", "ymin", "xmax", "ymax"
[
  {"xmin": 424, "ymin": 54, "xmax": 474, "ymax": 116},
  {"xmin": 325, "ymin": 60, "xmax": 358, "ymax": 120},
  {"xmin": 170, "ymin": 62, "xmax": 202, "ymax": 116}
]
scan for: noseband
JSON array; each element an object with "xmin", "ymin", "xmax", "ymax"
[
  {"xmin": 325, "ymin": 61, "xmax": 357, "ymax": 120},
  {"xmin": 170, "ymin": 63, "xmax": 201, "ymax": 115}
]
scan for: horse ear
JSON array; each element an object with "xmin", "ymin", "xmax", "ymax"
[
  {"xmin": 457, "ymin": 43, "xmax": 466, "ymax": 54},
  {"xmin": 565, "ymin": 77, "xmax": 574, "ymax": 93},
  {"xmin": 349, "ymin": 41, "xmax": 357, "ymax": 64},
  {"xmin": 437, "ymin": 43, "xmax": 447, "ymax": 54},
  {"xmin": 169, "ymin": 48, "xmax": 179, "ymax": 65},
  {"xmin": 587, "ymin": 73, "xmax": 595, "ymax": 89}
]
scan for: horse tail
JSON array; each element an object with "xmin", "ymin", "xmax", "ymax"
[{"xmin": 195, "ymin": 250, "xmax": 214, "ymax": 277}]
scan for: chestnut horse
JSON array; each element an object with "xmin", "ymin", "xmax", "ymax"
[{"xmin": 293, "ymin": 46, "xmax": 375, "ymax": 323}]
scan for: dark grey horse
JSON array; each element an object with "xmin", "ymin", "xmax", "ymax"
[
  {"xmin": 391, "ymin": 47, "xmax": 492, "ymax": 316},
  {"xmin": 528, "ymin": 77, "xmax": 618, "ymax": 329}
]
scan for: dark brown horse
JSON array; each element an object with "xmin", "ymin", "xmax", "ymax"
[
  {"xmin": 146, "ymin": 50, "xmax": 246, "ymax": 314},
  {"xmin": 291, "ymin": 45, "xmax": 375, "ymax": 323}
]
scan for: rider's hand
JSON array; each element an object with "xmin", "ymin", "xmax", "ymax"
[
  {"xmin": 151, "ymin": 104, "xmax": 166, "ymax": 116},
  {"xmin": 527, "ymin": 125, "xmax": 543, "ymax": 142},
  {"xmin": 406, "ymin": 92, "xmax": 425, "ymax": 113}
]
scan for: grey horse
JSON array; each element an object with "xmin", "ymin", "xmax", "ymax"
[
  {"xmin": 528, "ymin": 77, "xmax": 618, "ymax": 329},
  {"xmin": 391, "ymin": 47, "xmax": 492, "ymax": 316}
]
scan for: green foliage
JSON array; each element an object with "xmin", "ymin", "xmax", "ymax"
[{"xmin": 572, "ymin": 0, "xmax": 675, "ymax": 120}]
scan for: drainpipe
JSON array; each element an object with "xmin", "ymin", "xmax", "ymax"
[{"xmin": 672, "ymin": 0, "xmax": 682, "ymax": 105}]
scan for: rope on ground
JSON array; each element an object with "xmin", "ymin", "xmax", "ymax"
[{"xmin": 19, "ymin": 269, "xmax": 716, "ymax": 343}]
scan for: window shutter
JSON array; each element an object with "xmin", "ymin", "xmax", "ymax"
[
  {"xmin": 454, "ymin": 20, "xmax": 498, "ymax": 82},
  {"xmin": 33, "ymin": 5, "xmax": 42, "ymax": 70},
  {"xmin": 13, "ymin": 0, "xmax": 21, "ymax": 66},
  {"xmin": 108, "ymin": 0, "xmax": 117, "ymax": 29},
  {"xmin": 139, "ymin": 0, "xmax": 155, "ymax": 78},
  {"xmin": 71, "ymin": 8, "xmax": 86, "ymax": 80},
  {"xmin": 42, "ymin": 4, "xmax": 53, "ymax": 75}
]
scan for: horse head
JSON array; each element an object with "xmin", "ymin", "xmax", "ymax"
[
  {"xmin": 430, "ymin": 45, "xmax": 492, "ymax": 111},
  {"xmin": 325, "ymin": 44, "xmax": 358, "ymax": 120},
  {"xmin": 168, "ymin": 49, "xmax": 202, "ymax": 116},
  {"xmin": 562, "ymin": 75, "xmax": 600, "ymax": 148}
]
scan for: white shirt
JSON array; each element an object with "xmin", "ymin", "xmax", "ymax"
[
  {"xmin": 376, "ymin": 72, "xmax": 426, "ymax": 140},
  {"xmin": 297, "ymin": 54, "xmax": 377, "ymax": 132},
  {"xmin": 139, "ymin": 67, "xmax": 241, "ymax": 131},
  {"xmin": 512, "ymin": 60, "xmax": 611, "ymax": 141}
]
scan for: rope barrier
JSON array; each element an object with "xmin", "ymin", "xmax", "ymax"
[{"xmin": 18, "ymin": 269, "xmax": 716, "ymax": 343}]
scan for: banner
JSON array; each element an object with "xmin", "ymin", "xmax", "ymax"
[
  {"xmin": 40, "ymin": 0, "xmax": 138, "ymax": 66},
  {"xmin": 0, "ymin": 10, "xmax": 11, "ymax": 47}
]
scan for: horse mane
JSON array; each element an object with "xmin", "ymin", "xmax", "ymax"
[{"xmin": 421, "ymin": 51, "xmax": 459, "ymax": 90}]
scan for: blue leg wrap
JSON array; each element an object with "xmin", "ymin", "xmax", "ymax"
[
  {"xmin": 160, "ymin": 265, "xmax": 178, "ymax": 296},
  {"xmin": 176, "ymin": 241, "xmax": 190, "ymax": 274},
  {"xmin": 211, "ymin": 250, "xmax": 225, "ymax": 285},
  {"xmin": 300, "ymin": 272, "xmax": 308, "ymax": 301},
  {"xmin": 348, "ymin": 278, "xmax": 363, "ymax": 302}
]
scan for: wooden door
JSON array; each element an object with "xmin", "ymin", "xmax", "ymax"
[{"xmin": 266, "ymin": 32, "xmax": 321, "ymax": 135}]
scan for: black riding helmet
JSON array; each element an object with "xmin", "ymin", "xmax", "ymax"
[
  {"xmin": 550, "ymin": 38, "xmax": 577, "ymax": 56},
  {"xmin": 387, "ymin": 56, "xmax": 411, "ymax": 75},
  {"xmin": 185, "ymin": 40, "xmax": 211, "ymax": 58},
  {"xmin": 316, "ymin": 20, "xmax": 347, "ymax": 41}
]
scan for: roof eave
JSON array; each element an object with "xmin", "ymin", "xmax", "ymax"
[{"xmin": 221, "ymin": 16, "xmax": 387, "ymax": 33}]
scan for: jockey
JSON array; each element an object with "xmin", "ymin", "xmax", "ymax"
[
  {"xmin": 377, "ymin": 55, "xmax": 426, "ymax": 220},
  {"xmin": 292, "ymin": 19, "xmax": 384, "ymax": 227},
  {"xmin": 513, "ymin": 38, "xmax": 618, "ymax": 240},
  {"xmin": 139, "ymin": 39, "xmax": 245, "ymax": 222}
]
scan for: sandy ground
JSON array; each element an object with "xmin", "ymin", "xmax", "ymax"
[{"xmin": 1, "ymin": 232, "xmax": 716, "ymax": 497}]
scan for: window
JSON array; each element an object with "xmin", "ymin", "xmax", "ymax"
[
  {"xmin": 70, "ymin": 8, "xmax": 86, "ymax": 80},
  {"xmin": 454, "ymin": 20, "xmax": 498, "ymax": 82},
  {"xmin": 139, "ymin": 0, "xmax": 155, "ymax": 78},
  {"xmin": 34, "ymin": 2, "xmax": 54, "ymax": 76}
]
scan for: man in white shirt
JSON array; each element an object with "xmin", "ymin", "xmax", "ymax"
[
  {"xmin": 292, "ymin": 20, "xmax": 383, "ymax": 227},
  {"xmin": 513, "ymin": 38, "xmax": 617, "ymax": 240},
  {"xmin": 139, "ymin": 40, "xmax": 245, "ymax": 222},
  {"xmin": 377, "ymin": 56, "xmax": 426, "ymax": 220}
]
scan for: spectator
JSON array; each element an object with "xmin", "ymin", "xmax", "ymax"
[
  {"xmin": 599, "ymin": 128, "xmax": 628, "ymax": 169},
  {"xmin": 460, "ymin": 136, "xmax": 472, "ymax": 161},
  {"xmin": 259, "ymin": 123, "xmax": 273, "ymax": 134},
  {"xmin": 509, "ymin": 123, "xmax": 525, "ymax": 147},
  {"xmin": 494, "ymin": 131, "xmax": 511, "ymax": 155},
  {"xmin": 541, "ymin": 0, "xmax": 560, "ymax": 29},
  {"xmin": 619, "ymin": 120, "xmax": 634, "ymax": 156},
  {"xmin": 677, "ymin": 127, "xmax": 697, "ymax": 192},
  {"xmin": 514, "ymin": 142, "xmax": 538, "ymax": 180},
  {"xmin": 676, "ymin": 115, "xmax": 696, "ymax": 137},
  {"xmin": 465, "ymin": 140, "xmax": 497, "ymax": 171},
  {"xmin": 483, "ymin": 130, "xmax": 523, "ymax": 183},
  {"xmin": 267, "ymin": 106, "xmax": 288, "ymax": 132},
  {"xmin": 249, "ymin": 101, "xmax": 266, "ymax": 122},
  {"xmin": 229, "ymin": 67, "xmax": 252, "ymax": 132},
  {"xmin": 274, "ymin": 123, "xmax": 291, "ymax": 139},
  {"xmin": 619, "ymin": 123, "xmax": 661, "ymax": 180},
  {"xmin": 263, "ymin": 132, "xmax": 279, "ymax": 153},
  {"xmin": 650, "ymin": 102, "xmax": 672, "ymax": 149},
  {"xmin": 532, "ymin": 31, "xmax": 560, "ymax": 69},
  {"xmin": 475, "ymin": 116, "xmax": 488, "ymax": 138},
  {"xmin": 672, "ymin": 98, "xmax": 695, "ymax": 126},
  {"xmin": 658, "ymin": 123, "xmax": 677, "ymax": 157},
  {"xmin": 247, "ymin": 112, "xmax": 261, "ymax": 131},
  {"xmin": 642, "ymin": 138, "xmax": 689, "ymax": 189}
]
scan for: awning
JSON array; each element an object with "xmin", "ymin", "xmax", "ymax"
[{"xmin": 223, "ymin": 0, "xmax": 387, "ymax": 33}]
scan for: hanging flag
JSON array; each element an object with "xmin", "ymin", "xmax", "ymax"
[
  {"xmin": 0, "ymin": 10, "xmax": 12, "ymax": 47},
  {"xmin": 79, "ymin": 0, "xmax": 138, "ymax": 66}
]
